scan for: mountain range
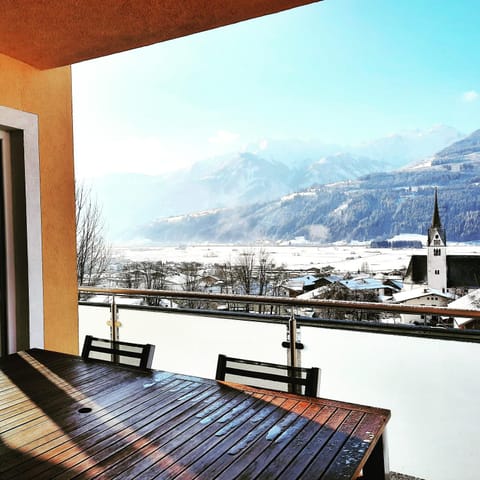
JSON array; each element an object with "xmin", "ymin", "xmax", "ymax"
[
  {"xmin": 133, "ymin": 127, "xmax": 480, "ymax": 244},
  {"xmin": 87, "ymin": 125, "xmax": 463, "ymax": 241}
]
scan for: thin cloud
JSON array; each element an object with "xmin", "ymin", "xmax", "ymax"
[
  {"xmin": 208, "ymin": 130, "xmax": 239, "ymax": 145},
  {"xmin": 462, "ymin": 90, "xmax": 479, "ymax": 103}
]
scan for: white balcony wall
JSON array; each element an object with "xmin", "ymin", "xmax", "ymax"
[
  {"xmin": 78, "ymin": 305, "xmax": 112, "ymax": 344},
  {"xmin": 79, "ymin": 305, "xmax": 480, "ymax": 480},
  {"xmin": 79, "ymin": 305, "xmax": 287, "ymax": 379},
  {"xmin": 301, "ymin": 327, "xmax": 480, "ymax": 480}
]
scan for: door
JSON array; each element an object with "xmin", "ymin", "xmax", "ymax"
[{"xmin": 0, "ymin": 108, "xmax": 44, "ymax": 354}]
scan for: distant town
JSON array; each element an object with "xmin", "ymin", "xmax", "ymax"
[{"xmin": 80, "ymin": 191, "xmax": 480, "ymax": 330}]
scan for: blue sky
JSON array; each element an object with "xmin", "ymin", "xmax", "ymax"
[{"xmin": 73, "ymin": 0, "xmax": 480, "ymax": 178}]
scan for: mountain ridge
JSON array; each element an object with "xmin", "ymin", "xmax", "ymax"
[
  {"xmin": 135, "ymin": 128, "xmax": 480, "ymax": 244},
  {"xmin": 86, "ymin": 125, "xmax": 463, "ymax": 241}
]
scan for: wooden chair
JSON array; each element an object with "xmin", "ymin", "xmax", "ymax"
[
  {"xmin": 81, "ymin": 335, "xmax": 155, "ymax": 370},
  {"xmin": 215, "ymin": 354, "xmax": 319, "ymax": 397}
]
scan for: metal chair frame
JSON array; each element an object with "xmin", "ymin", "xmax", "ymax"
[
  {"xmin": 81, "ymin": 335, "xmax": 155, "ymax": 370},
  {"xmin": 215, "ymin": 353, "xmax": 319, "ymax": 397}
]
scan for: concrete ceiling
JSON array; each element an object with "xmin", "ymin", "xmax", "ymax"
[{"xmin": 2, "ymin": 0, "xmax": 321, "ymax": 70}]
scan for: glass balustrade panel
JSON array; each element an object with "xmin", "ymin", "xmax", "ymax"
[{"xmin": 301, "ymin": 325, "xmax": 480, "ymax": 480}]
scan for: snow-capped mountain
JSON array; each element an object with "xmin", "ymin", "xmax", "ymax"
[
  {"xmin": 86, "ymin": 125, "xmax": 464, "ymax": 241},
  {"xmin": 352, "ymin": 125, "xmax": 463, "ymax": 168},
  {"xmin": 135, "ymin": 128, "xmax": 480, "ymax": 244}
]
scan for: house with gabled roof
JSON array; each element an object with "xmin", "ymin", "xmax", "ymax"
[
  {"xmin": 337, "ymin": 276, "xmax": 401, "ymax": 299},
  {"xmin": 392, "ymin": 287, "xmax": 455, "ymax": 324},
  {"xmin": 448, "ymin": 289, "xmax": 480, "ymax": 329}
]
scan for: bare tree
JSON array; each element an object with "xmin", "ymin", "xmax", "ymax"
[
  {"xmin": 178, "ymin": 261, "xmax": 202, "ymax": 308},
  {"xmin": 118, "ymin": 262, "xmax": 143, "ymax": 289},
  {"xmin": 258, "ymin": 248, "xmax": 278, "ymax": 293},
  {"xmin": 215, "ymin": 260, "xmax": 236, "ymax": 294},
  {"xmin": 179, "ymin": 261, "xmax": 202, "ymax": 292},
  {"xmin": 317, "ymin": 284, "xmax": 380, "ymax": 321},
  {"xmin": 359, "ymin": 261, "xmax": 370, "ymax": 274},
  {"xmin": 76, "ymin": 183, "xmax": 111, "ymax": 286},
  {"xmin": 234, "ymin": 250, "xmax": 257, "ymax": 312},
  {"xmin": 269, "ymin": 264, "xmax": 289, "ymax": 314},
  {"xmin": 116, "ymin": 260, "xmax": 172, "ymax": 305},
  {"xmin": 137, "ymin": 261, "xmax": 171, "ymax": 306},
  {"xmin": 235, "ymin": 250, "xmax": 256, "ymax": 295},
  {"xmin": 257, "ymin": 248, "xmax": 275, "ymax": 312},
  {"xmin": 214, "ymin": 260, "xmax": 239, "ymax": 310}
]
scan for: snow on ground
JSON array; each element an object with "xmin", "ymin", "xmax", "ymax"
[{"xmin": 111, "ymin": 243, "xmax": 480, "ymax": 273}]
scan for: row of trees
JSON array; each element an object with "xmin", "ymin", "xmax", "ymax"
[
  {"xmin": 74, "ymin": 185, "xmax": 290, "ymax": 310},
  {"xmin": 74, "ymin": 184, "xmax": 286, "ymax": 295},
  {"xmin": 113, "ymin": 250, "xmax": 289, "ymax": 311},
  {"xmin": 74, "ymin": 185, "xmax": 385, "ymax": 320},
  {"xmin": 117, "ymin": 260, "xmax": 201, "ymax": 306},
  {"xmin": 213, "ymin": 249, "xmax": 289, "ymax": 313},
  {"xmin": 213, "ymin": 249, "xmax": 287, "ymax": 296}
]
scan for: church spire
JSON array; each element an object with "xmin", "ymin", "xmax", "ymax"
[
  {"xmin": 428, "ymin": 188, "xmax": 446, "ymax": 246},
  {"xmin": 431, "ymin": 188, "xmax": 442, "ymax": 228},
  {"xmin": 427, "ymin": 188, "xmax": 447, "ymax": 291}
]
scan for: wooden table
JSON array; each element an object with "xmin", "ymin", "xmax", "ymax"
[{"xmin": 0, "ymin": 349, "xmax": 390, "ymax": 479}]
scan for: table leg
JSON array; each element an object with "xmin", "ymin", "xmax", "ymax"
[{"xmin": 362, "ymin": 432, "xmax": 390, "ymax": 480}]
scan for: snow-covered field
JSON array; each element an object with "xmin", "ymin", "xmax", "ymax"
[{"xmin": 112, "ymin": 243, "xmax": 480, "ymax": 273}]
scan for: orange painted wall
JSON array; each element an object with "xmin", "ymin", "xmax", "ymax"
[{"xmin": 0, "ymin": 53, "xmax": 78, "ymax": 354}]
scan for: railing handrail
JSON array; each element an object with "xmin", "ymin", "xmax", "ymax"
[{"xmin": 78, "ymin": 286, "xmax": 480, "ymax": 319}]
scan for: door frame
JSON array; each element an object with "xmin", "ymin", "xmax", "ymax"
[
  {"xmin": 0, "ymin": 106, "xmax": 44, "ymax": 353},
  {"xmin": 0, "ymin": 131, "xmax": 7, "ymax": 356},
  {"xmin": 0, "ymin": 130, "xmax": 14, "ymax": 355}
]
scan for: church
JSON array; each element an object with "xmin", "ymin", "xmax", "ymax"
[{"xmin": 403, "ymin": 189, "xmax": 480, "ymax": 294}]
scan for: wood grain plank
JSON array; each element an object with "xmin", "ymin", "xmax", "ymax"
[
  {"xmin": 254, "ymin": 404, "xmax": 335, "ymax": 480},
  {"xmin": 215, "ymin": 399, "xmax": 311, "ymax": 480},
  {"xmin": 212, "ymin": 397, "xmax": 298, "ymax": 480},
  {"xmin": 42, "ymin": 379, "xmax": 221, "ymax": 478},
  {"xmin": 10, "ymin": 379, "xmax": 206, "ymax": 480},
  {"xmin": 0, "ymin": 366, "xmax": 172, "ymax": 450},
  {"xmin": 157, "ymin": 394, "xmax": 297, "ymax": 480},
  {"xmin": 297, "ymin": 410, "xmax": 365, "ymax": 480},
  {"xmin": 76, "ymin": 386, "xmax": 247, "ymax": 480},
  {"xmin": 0, "ymin": 370, "xmax": 182, "ymax": 471},
  {"xmin": 0, "ymin": 376, "xmax": 185, "ymax": 477},
  {"xmin": 1, "ymin": 356, "xmax": 146, "ymax": 434},
  {"xmin": 140, "ymin": 392, "xmax": 265, "ymax": 479},
  {"xmin": 190, "ymin": 395, "xmax": 307, "ymax": 480},
  {"xmin": 321, "ymin": 412, "xmax": 388, "ymax": 480}
]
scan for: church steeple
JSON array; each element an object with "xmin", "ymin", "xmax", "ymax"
[
  {"xmin": 431, "ymin": 188, "xmax": 442, "ymax": 228},
  {"xmin": 427, "ymin": 188, "xmax": 447, "ymax": 292},
  {"xmin": 428, "ymin": 188, "xmax": 446, "ymax": 246}
]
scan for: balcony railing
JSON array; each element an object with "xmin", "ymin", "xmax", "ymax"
[{"xmin": 78, "ymin": 286, "xmax": 480, "ymax": 480}]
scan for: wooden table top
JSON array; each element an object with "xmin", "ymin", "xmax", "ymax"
[{"xmin": 0, "ymin": 349, "xmax": 390, "ymax": 479}]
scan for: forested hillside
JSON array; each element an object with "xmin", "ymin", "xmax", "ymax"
[{"xmin": 137, "ymin": 130, "xmax": 480, "ymax": 244}]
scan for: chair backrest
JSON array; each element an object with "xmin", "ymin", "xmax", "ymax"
[
  {"xmin": 81, "ymin": 335, "xmax": 155, "ymax": 370},
  {"xmin": 215, "ymin": 354, "xmax": 319, "ymax": 397}
]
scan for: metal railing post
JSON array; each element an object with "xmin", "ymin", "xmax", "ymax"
[
  {"xmin": 288, "ymin": 308, "xmax": 303, "ymax": 395},
  {"xmin": 109, "ymin": 295, "xmax": 120, "ymax": 363},
  {"xmin": 289, "ymin": 308, "xmax": 297, "ymax": 370}
]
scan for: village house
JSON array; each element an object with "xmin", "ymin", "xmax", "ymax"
[
  {"xmin": 337, "ymin": 276, "xmax": 401, "ymax": 300},
  {"xmin": 448, "ymin": 289, "xmax": 480, "ymax": 329},
  {"xmin": 392, "ymin": 287, "xmax": 455, "ymax": 325}
]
